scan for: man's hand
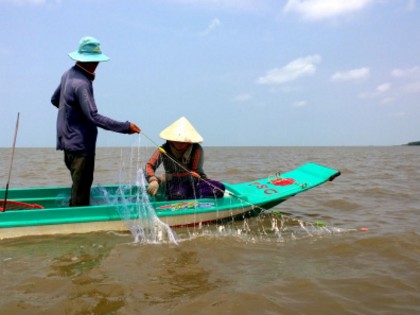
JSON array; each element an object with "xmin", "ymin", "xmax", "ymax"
[{"xmin": 129, "ymin": 122, "xmax": 141, "ymax": 134}]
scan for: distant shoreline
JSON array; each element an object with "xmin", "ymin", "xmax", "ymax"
[{"xmin": 407, "ymin": 141, "xmax": 420, "ymax": 146}]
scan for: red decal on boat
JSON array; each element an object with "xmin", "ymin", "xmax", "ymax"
[{"xmin": 271, "ymin": 178, "xmax": 295, "ymax": 186}]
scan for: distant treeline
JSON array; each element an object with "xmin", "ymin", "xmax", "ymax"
[{"xmin": 407, "ymin": 141, "xmax": 420, "ymax": 146}]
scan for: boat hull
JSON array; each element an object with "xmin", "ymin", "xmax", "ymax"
[{"xmin": 0, "ymin": 162, "xmax": 340, "ymax": 240}]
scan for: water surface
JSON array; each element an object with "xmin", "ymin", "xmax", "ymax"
[{"xmin": 1, "ymin": 146, "xmax": 419, "ymax": 314}]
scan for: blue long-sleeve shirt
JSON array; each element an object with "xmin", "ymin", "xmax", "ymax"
[{"xmin": 51, "ymin": 65, "xmax": 130, "ymax": 155}]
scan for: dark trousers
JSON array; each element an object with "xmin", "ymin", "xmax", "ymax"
[{"xmin": 64, "ymin": 151, "xmax": 95, "ymax": 207}]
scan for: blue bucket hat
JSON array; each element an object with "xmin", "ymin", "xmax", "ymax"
[{"xmin": 68, "ymin": 36, "xmax": 110, "ymax": 62}]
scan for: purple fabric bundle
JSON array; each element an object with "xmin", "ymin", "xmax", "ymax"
[{"xmin": 167, "ymin": 179, "xmax": 225, "ymax": 200}]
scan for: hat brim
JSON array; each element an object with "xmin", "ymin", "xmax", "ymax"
[
  {"xmin": 159, "ymin": 117, "xmax": 203, "ymax": 143},
  {"xmin": 68, "ymin": 51, "xmax": 110, "ymax": 62},
  {"xmin": 160, "ymin": 134, "xmax": 203, "ymax": 143}
]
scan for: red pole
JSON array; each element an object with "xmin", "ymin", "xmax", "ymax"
[{"xmin": 2, "ymin": 112, "xmax": 20, "ymax": 212}]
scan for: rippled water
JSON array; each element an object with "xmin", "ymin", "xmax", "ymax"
[{"xmin": 1, "ymin": 146, "xmax": 419, "ymax": 314}]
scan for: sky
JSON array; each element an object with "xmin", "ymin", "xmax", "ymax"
[{"xmin": 0, "ymin": 0, "xmax": 419, "ymax": 147}]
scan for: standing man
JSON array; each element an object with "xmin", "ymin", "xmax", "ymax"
[{"xmin": 51, "ymin": 36, "xmax": 141, "ymax": 206}]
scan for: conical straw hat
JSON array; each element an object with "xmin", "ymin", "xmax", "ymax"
[{"xmin": 159, "ymin": 117, "xmax": 203, "ymax": 143}]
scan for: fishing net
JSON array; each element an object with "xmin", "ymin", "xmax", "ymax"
[{"xmin": 0, "ymin": 201, "xmax": 44, "ymax": 211}]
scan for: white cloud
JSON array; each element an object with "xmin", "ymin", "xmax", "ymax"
[
  {"xmin": 331, "ymin": 67, "xmax": 370, "ymax": 82},
  {"xmin": 406, "ymin": 0, "xmax": 416, "ymax": 11},
  {"xmin": 389, "ymin": 112, "xmax": 405, "ymax": 118},
  {"xmin": 391, "ymin": 66, "xmax": 420, "ymax": 78},
  {"xmin": 292, "ymin": 100, "xmax": 307, "ymax": 107},
  {"xmin": 199, "ymin": 18, "xmax": 221, "ymax": 36},
  {"xmin": 171, "ymin": 0, "xmax": 265, "ymax": 11},
  {"xmin": 402, "ymin": 81, "xmax": 420, "ymax": 93},
  {"xmin": 380, "ymin": 97, "xmax": 394, "ymax": 104},
  {"xmin": 233, "ymin": 93, "xmax": 252, "ymax": 102},
  {"xmin": 0, "ymin": 47, "xmax": 11, "ymax": 56},
  {"xmin": 389, "ymin": 66, "xmax": 420, "ymax": 96},
  {"xmin": 1, "ymin": 0, "xmax": 48, "ymax": 5},
  {"xmin": 256, "ymin": 55, "xmax": 321, "ymax": 85},
  {"xmin": 376, "ymin": 83, "xmax": 391, "ymax": 93},
  {"xmin": 359, "ymin": 82, "xmax": 391, "ymax": 99},
  {"xmin": 283, "ymin": 0, "xmax": 373, "ymax": 21}
]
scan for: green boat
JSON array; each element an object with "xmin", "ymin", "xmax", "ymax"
[{"xmin": 0, "ymin": 162, "xmax": 340, "ymax": 240}]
